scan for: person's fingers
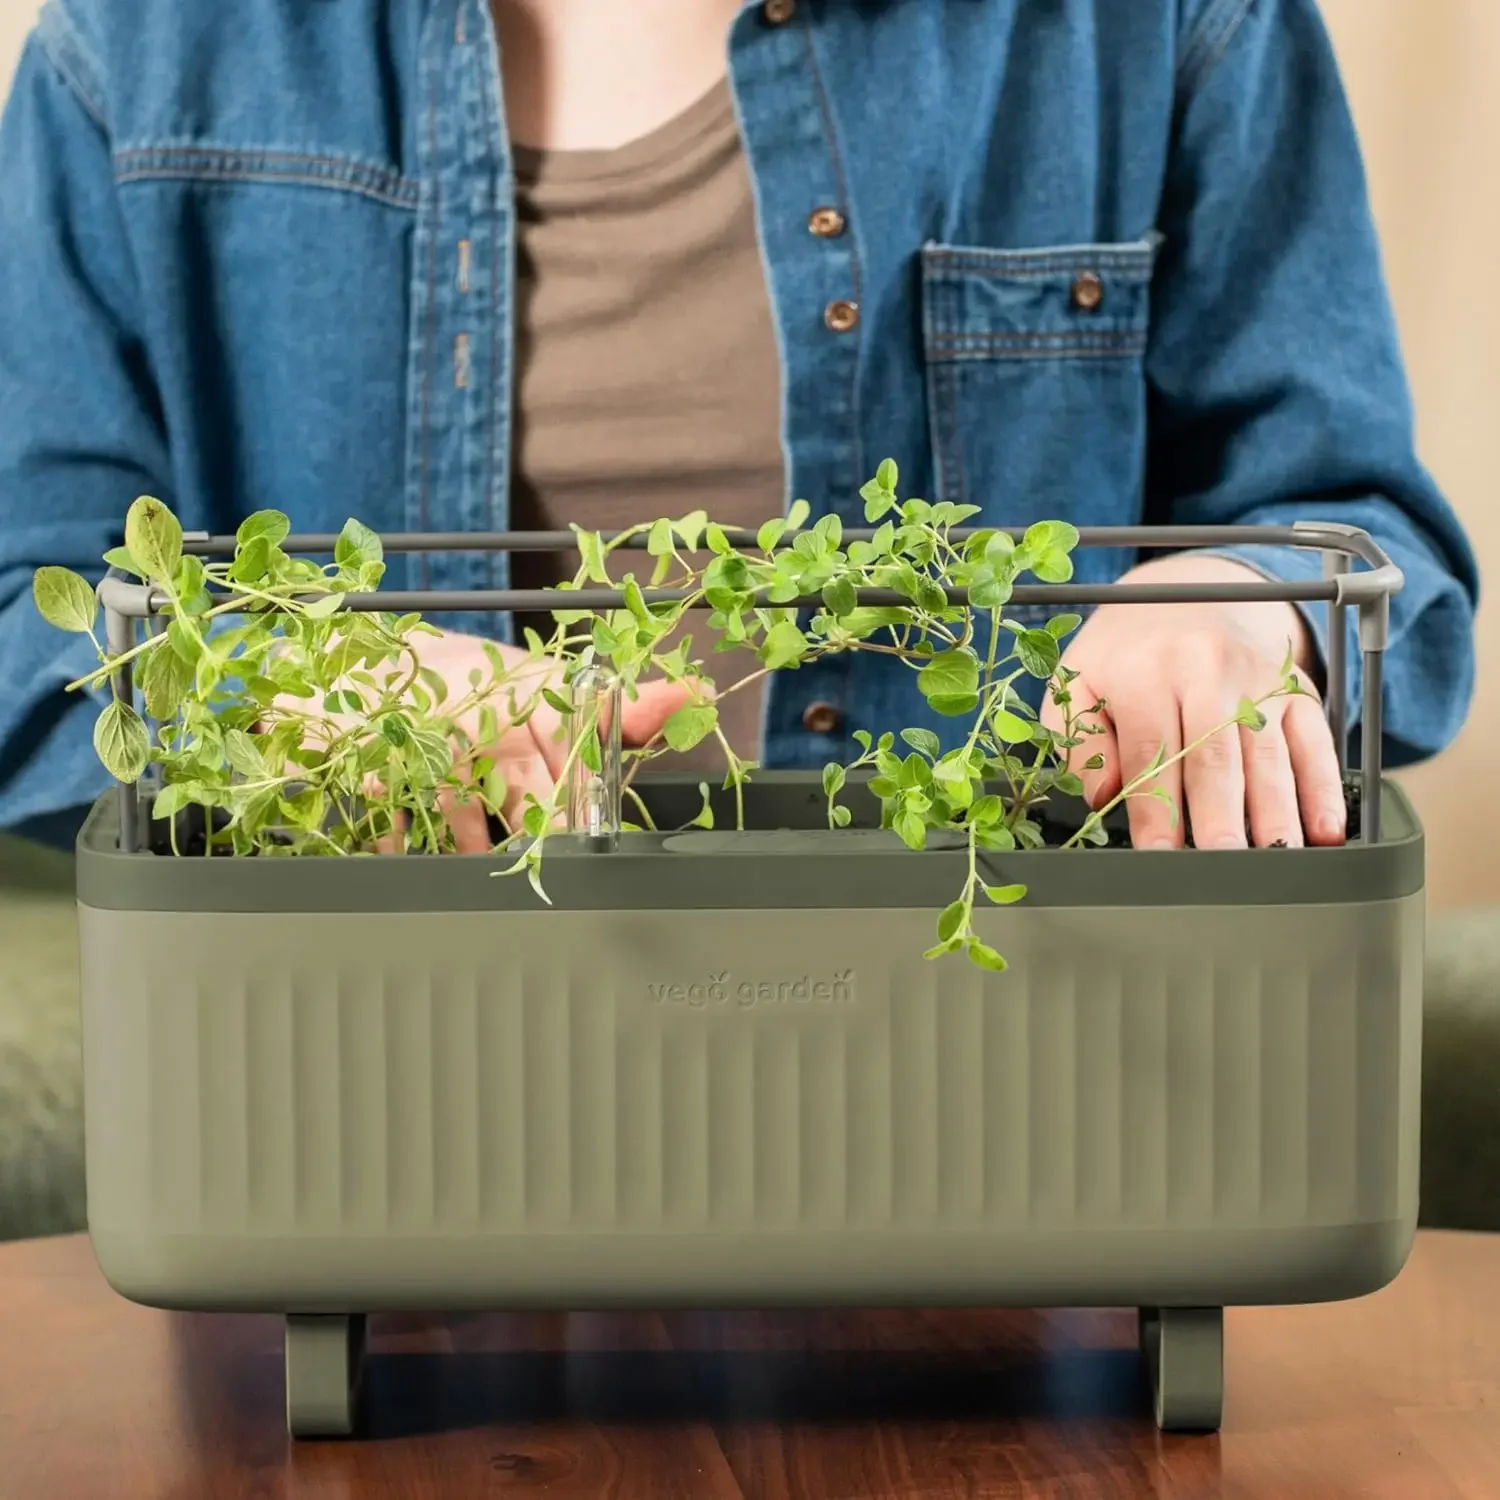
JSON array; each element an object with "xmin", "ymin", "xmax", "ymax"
[
  {"xmin": 1239, "ymin": 700, "xmax": 1302, "ymax": 848},
  {"xmin": 1283, "ymin": 687, "xmax": 1347, "ymax": 847},
  {"xmin": 437, "ymin": 785, "xmax": 493, "ymax": 854},
  {"xmin": 1179, "ymin": 682, "xmax": 1248, "ymax": 850},
  {"xmin": 495, "ymin": 750, "xmax": 563, "ymax": 839},
  {"xmin": 620, "ymin": 677, "xmax": 707, "ymax": 746},
  {"xmin": 1111, "ymin": 691, "xmax": 1184, "ymax": 849},
  {"xmin": 1065, "ymin": 674, "xmax": 1119, "ymax": 810}
]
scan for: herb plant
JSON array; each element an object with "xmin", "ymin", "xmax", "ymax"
[{"xmin": 33, "ymin": 464, "xmax": 1301, "ymax": 971}]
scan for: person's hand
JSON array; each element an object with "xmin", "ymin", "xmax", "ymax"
[
  {"xmin": 272, "ymin": 629, "xmax": 696, "ymax": 853},
  {"xmin": 1039, "ymin": 553, "xmax": 1346, "ymax": 849}
]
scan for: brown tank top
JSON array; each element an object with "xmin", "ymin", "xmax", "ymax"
[{"xmin": 507, "ymin": 79, "xmax": 783, "ymax": 772}]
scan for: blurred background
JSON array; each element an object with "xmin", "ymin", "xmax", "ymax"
[{"xmin": 0, "ymin": 1, "xmax": 1495, "ymax": 1244}]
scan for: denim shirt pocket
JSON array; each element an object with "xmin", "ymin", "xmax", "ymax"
[{"xmin": 920, "ymin": 236, "xmax": 1160, "ymax": 614}]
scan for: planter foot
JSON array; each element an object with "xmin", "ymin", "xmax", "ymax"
[
  {"xmin": 284, "ymin": 1314, "xmax": 367, "ymax": 1438},
  {"xmin": 1138, "ymin": 1305, "xmax": 1222, "ymax": 1433}
]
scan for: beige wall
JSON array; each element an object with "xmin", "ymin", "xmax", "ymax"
[
  {"xmin": 0, "ymin": 2, "xmax": 1493, "ymax": 900},
  {"xmin": 1320, "ymin": 0, "xmax": 1500, "ymax": 908},
  {"xmin": 0, "ymin": 2, "xmax": 33, "ymax": 94}
]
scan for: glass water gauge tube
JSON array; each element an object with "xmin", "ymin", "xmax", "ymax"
[{"xmin": 566, "ymin": 665, "xmax": 623, "ymax": 852}]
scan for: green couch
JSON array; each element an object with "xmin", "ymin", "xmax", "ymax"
[{"xmin": 2, "ymin": 828, "xmax": 1495, "ymax": 1243}]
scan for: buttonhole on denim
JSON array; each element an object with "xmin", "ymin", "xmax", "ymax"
[
  {"xmin": 454, "ymin": 334, "xmax": 471, "ymax": 389},
  {"xmin": 458, "ymin": 239, "xmax": 472, "ymax": 294}
]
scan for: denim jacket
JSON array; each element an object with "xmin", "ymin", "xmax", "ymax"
[{"xmin": 0, "ymin": 0, "xmax": 1479, "ymax": 838}]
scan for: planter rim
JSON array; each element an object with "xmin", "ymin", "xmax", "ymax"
[{"xmin": 75, "ymin": 773, "xmax": 1423, "ymax": 914}]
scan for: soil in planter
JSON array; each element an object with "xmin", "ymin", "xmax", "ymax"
[{"xmin": 140, "ymin": 771, "xmax": 1364, "ymax": 855}]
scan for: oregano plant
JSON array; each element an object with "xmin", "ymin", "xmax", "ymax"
[{"xmin": 34, "ymin": 464, "xmax": 1304, "ymax": 971}]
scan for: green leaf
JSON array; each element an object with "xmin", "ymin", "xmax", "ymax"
[
  {"xmin": 821, "ymin": 576, "xmax": 857, "ymax": 618},
  {"xmin": 238, "ymin": 510, "xmax": 292, "ymax": 550},
  {"xmin": 1147, "ymin": 784, "xmax": 1180, "ymax": 828},
  {"xmin": 867, "ymin": 775, "xmax": 899, "ymax": 799},
  {"xmin": 664, "ymin": 703, "xmax": 718, "ymax": 753},
  {"xmin": 103, "ymin": 546, "xmax": 145, "ymax": 578},
  {"xmin": 822, "ymin": 762, "xmax": 846, "ymax": 798},
  {"xmin": 142, "ymin": 642, "xmax": 194, "ymax": 719},
  {"xmin": 923, "ymin": 938, "xmax": 963, "ymax": 961},
  {"xmin": 32, "ymin": 567, "xmax": 98, "ymax": 633},
  {"xmin": 93, "ymin": 698, "xmax": 151, "ymax": 782},
  {"xmin": 757, "ymin": 517, "xmax": 787, "ymax": 552},
  {"xmin": 689, "ymin": 781, "xmax": 715, "ymax": 829},
  {"xmin": 1022, "ymin": 519, "xmax": 1080, "ymax": 556},
  {"xmin": 990, "ymin": 708, "xmax": 1033, "ymax": 745},
  {"xmin": 303, "ymin": 592, "xmax": 345, "ymax": 619},
  {"xmin": 541, "ymin": 687, "xmax": 573, "ymax": 715},
  {"xmin": 379, "ymin": 713, "xmax": 411, "ymax": 748},
  {"xmin": 928, "ymin": 693, "xmax": 979, "ymax": 717},
  {"xmin": 705, "ymin": 523, "xmax": 733, "ymax": 557},
  {"xmin": 894, "ymin": 807, "xmax": 927, "ymax": 850},
  {"xmin": 786, "ymin": 499, "xmax": 811, "ymax": 532},
  {"xmin": 1017, "ymin": 629, "xmax": 1061, "ymax": 678},
  {"xmin": 860, "ymin": 481, "xmax": 894, "ymax": 523},
  {"xmin": 898, "ymin": 753, "xmax": 932, "ymax": 790},
  {"xmin": 981, "ymin": 882, "xmax": 1027, "ymax": 906},
  {"xmin": 900, "ymin": 728, "xmax": 941, "ymax": 758},
  {"xmin": 937, "ymin": 899, "xmax": 968, "ymax": 944},
  {"xmin": 968, "ymin": 567, "xmax": 1012, "ymax": 610},
  {"xmin": 761, "ymin": 620, "xmax": 808, "ymax": 670},
  {"xmin": 1045, "ymin": 612, "xmax": 1083, "ymax": 640},
  {"xmin": 334, "ymin": 517, "xmax": 381, "ymax": 571},
  {"xmin": 968, "ymin": 794, "xmax": 1005, "ymax": 828},
  {"xmin": 573, "ymin": 526, "xmax": 608, "ymax": 583},
  {"xmin": 983, "ymin": 530, "xmax": 1017, "ymax": 567},
  {"xmin": 224, "ymin": 729, "xmax": 268, "ymax": 780},
  {"xmin": 124, "ymin": 496, "xmax": 183, "ymax": 583},
  {"xmin": 673, "ymin": 510, "xmax": 709, "ymax": 552},
  {"xmin": 1031, "ymin": 550, "xmax": 1075, "ymax": 584},
  {"xmin": 1237, "ymin": 696, "xmax": 1268, "ymax": 732},
  {"xmin": 230, "ymin": 535, "xmax": 271, "ymax": 583},
  {"xmin": 624, "ymin": 576, "xmax": 650, "ymax": 624},
  {"xmin": 647, "ymin": 518, "xmax": 675, "ymax": 557},
  {"xmin": 831, "ymin": 803, "xmax": 853, "ymax": 828},
  {"xmin": 876, "ymin": 458, "xmax": 898, "ymax": 491},
  {"xmin": 917, "ymin": 648, "xmax": 980, "ymax": 704},
  {"xmin": 966, "ymin": 940, "xmax": 1009, "ymax": 973}
]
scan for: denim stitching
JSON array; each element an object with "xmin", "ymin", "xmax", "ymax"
[
  {"xmin": 1179, "ymin": 0, "xmax": 1257, "ymax": 98},
  {"xmin": 113, "ymin": 164, "xmax": 417, "ymax": 212},
  {"xmin": 800, "ymin": 8, "xmax": 865, "ymax": 496},
  {"xmin": 416, "ymin": 63, "xmax": 442, "ymax": 589},
  {"xmin": 35, "ymin": 1, "xmax": 108, "ymax": 130},
  {"xmin": 923, "ymin": 249, "xmax": 1157, "ymax": 282},
  {"xmin": 929, "ymin": 342, "xmax": 1147, "ymax": 363},
  {"xmin": 112, "ymin": 146, "xmax": 419, "ymax": 210},
  {"xmin": 928, "ymin": 330, "xmax": 1147, "ymax": 349},
  {"xmin": 934, "ymin": 360, "xmax": 967, "ymax": 505}
]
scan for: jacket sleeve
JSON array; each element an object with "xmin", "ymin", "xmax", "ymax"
[
  {"xmin": 1145, "ymin": 0, "xmax": 1479, "ymax": 768},
  {"xmin": 0, "ymin": 6, "xmax": 171, "ymax": 834}
]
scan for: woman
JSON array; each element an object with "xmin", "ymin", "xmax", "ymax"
[{"xmin": 0, "ymin": 0, "xmax": 1479, "ymax": 851}]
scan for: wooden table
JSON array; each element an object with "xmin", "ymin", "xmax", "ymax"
[{"xmin": 2, "ymin": 1230, "xmax": 1497, "ymax": 1498}]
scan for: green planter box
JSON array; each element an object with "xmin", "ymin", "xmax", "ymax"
[{"xmin": 71, "ymin": 516, "xmax": 1414, "ymax": 1437}]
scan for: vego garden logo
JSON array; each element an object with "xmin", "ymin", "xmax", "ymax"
[{"xmin": 647, "ymin": 971, "xmax": 855, "ymax": 1008}]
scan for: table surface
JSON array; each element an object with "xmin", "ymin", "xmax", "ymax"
[{"xmin": 1, "ymin": 1231, "xmax": 1497, "ymax": 1499}]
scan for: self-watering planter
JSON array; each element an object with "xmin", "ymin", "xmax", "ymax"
[{"xmin": 68, "ymin": 513, "xmax": 1418, "ymax": 1438}]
